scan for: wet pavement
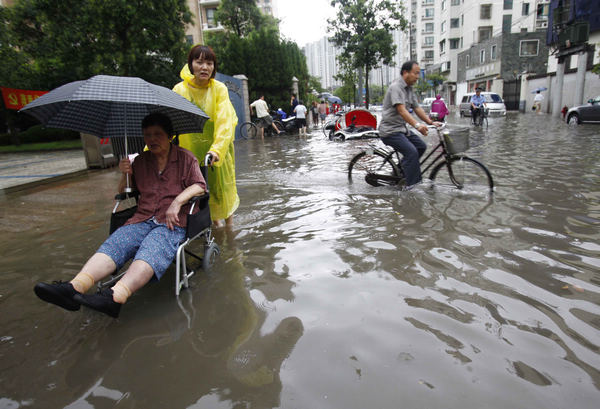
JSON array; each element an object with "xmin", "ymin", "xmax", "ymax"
[
  {"xmin": 0, "ymin": 150, "xmax": 87, "ymax": 192},
  {"xmin": 1, "ymin": 112, "xmax": 599, "ymax": 408}
]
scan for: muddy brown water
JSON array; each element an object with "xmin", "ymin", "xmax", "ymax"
[{"xmin": 1, "ymin": 113, "xmax": 599, "ymax": 408}]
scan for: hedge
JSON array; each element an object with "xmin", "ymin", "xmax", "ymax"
[{"xmin": 0, "ymin": 125, "xmax": 80, "ymax": 146}]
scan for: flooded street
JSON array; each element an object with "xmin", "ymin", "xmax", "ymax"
[{"xmin": 1, "ymin": 113, "xmax": 599, "ymax": 408}]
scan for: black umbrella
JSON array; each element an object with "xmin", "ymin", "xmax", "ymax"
[
  {"xmin": 20, "ymin": 75, "xmax": 209, "ymax": 190},
  {"xmin": 20, "ymin": 74, "xmax": 209, "ymax": 146}
]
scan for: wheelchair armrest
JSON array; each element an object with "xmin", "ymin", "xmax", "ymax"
[
  {"xmin": 187, "ymin": 192, "xmax": 210, "ymax": 214},
  {"xmin": 114, "ymin": 190, "xmax": 140, "ymax": 201}
]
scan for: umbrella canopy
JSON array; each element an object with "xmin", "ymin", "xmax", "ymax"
[
  {"xmin": 326, "ymin": 95, "xmax": 342, "ymax": 104},
  {"xmin": 531, "ymin": 87, "xmax": 548, "ymax": 94},
  {"xmin": 20, "ymin": 75, "xmax": 209, "ymax": 138}
]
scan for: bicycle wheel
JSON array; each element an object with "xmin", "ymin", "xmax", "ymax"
[
  {"xmin": 240, "ymin": 122, "xmax": 257, "ymax": 139},
  {"xmin": 429, "ymin": 156, "xmax": 494, "ymax": 191},
  {"xmin": 348, "ymin": 149, "xmax": 402, "ymax": 187}
]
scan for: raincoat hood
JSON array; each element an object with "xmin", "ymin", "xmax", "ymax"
[{"xmin": 436, "ymin": 95, "xmax": 442, "ymax": 99}]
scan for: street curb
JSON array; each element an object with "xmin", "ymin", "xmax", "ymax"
[{"xmin": 0, "ymin": 169, "xmax": 93, "ymax": 195}]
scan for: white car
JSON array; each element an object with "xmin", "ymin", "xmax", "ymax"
[
  {"xmin": 420, "ymin": 97, "xmax": 437, "ymax": 113},
  {"xmin": 459, "ymin": 92, "xmax": 507, "ymax": 117}
]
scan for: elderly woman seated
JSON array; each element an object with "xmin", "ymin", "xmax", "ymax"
[{"xmin": 34, "ymin": 113, "xmax": 206, "ymax": 318}]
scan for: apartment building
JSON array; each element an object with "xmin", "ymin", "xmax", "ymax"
[{"xmin": 404, "ymin": 0, "xmax": 550, "ymax": 105}]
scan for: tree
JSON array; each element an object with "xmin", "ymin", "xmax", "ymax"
[
  {"xmin": 214, "ymin": 0, "xmax": 265, "ymax": 38},
  {"xmin": 328, "ymin": 0, "xmax": 407, "ymax": 109},
  {"xmin": 207, "ymin": 26, "xmax": 309, "ymax": 114},
  {"xmin": 425, "ymin": 73, "xmax": 446, "ymax": 93},
  {"xmin": 333, "ymin": 53, "xmax": 359, "ymax": 105},
  {"xmin": 5, "ymin": 0, "xmax": 192, "ymax": 90}
]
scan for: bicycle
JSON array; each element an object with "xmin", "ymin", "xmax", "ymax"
[
  {"xmin": 240, "ymin": 115, "xmax": 284, "ymax": 139},
  {"xmin": 348, "ymin": 124, "xmax": 494, "ymax": 192},
  {"xmin": 471, "ymin": 106, "xmax": 488, "ymax": 129}
]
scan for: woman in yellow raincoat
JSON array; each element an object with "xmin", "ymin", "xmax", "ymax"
[{"xmin": 173, "ymin": 45, "xmax": 239, "ymax": 227}]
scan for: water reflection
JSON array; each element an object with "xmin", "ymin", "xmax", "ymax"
[{"xmin": 1, "ymin": 114, "xmax": 599, "ymax": 408}]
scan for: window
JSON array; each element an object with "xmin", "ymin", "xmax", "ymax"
[
  {"xmin": 425, "ymin": 36, "xmax": 434, "ymax": 45},
  {"xmin": 461, "ymin": 14, "xmax": 464, "ymax": 26},
  {"xmin": 440, "ymin": 39, "xmax": 446, "ymax": 53},
  {"xmin": 478, "ymin": 26, "xmax": 493, "ymax": 42},
  {"xmin": 425, "ymin": 50, "xmax": 434, "ymax": 59},
  {"xmin": 451, "ymin": 0, "xmax": 460, "ymax": 5},
  {"xmin": 206, "ymin": 8, "xmax": 217, "ymax": 27},
  {"xmin": 480, "ymin": 4, "xmax": 492, "ymax": 19},
  {"xmin": 441, "ymin": 21, "xmax": 446, "ymax": 32},
  {"xmin": 502, "ymin": 14, "xmax": 512, "ymax": 32},
  {"xmin": 503, "ymin": 0, "xmax": 512, "ymax": 10},
  {"xmin": 466, "ymin": 54, "xmax": 470, "ymax": 68},
  {"xmin": 425, "ymin": 8, "xmax": 434, "ymax": 18},
  {"xmin": 450, "ymin": 38, "xmax": 460, "ymax": 49},
  {"xmin": 441, "ymin": 0, "xmax": 447, "ymax": 11},
  {"xmin": 491, "ymin": 44, "xmax": 497, "ymax": 60},
  {"xmin": 425, "ymin": 23, "xmax": 434, "ymax": 32},
  {"xmin": 424, "ymin": 0, "xmax": 434, "ymax": 4},
  {"xmin": 520, "ymin": 39, "xmax": 539, "ymax": 56},
  {"xmin": 451, "ymin": 18, "xmax": 460, "ymax": 28},
  {"xmin": 480, "ymin": 49, "xmax": 485, "ymax": 63},
  {"xmin": 185, "ymin": 35, "xmax": 194, "ymax": 45},
  {"xmin": 522, "ymin": 2, "xmax": 530, "ymax": 16},
  {"xmin": 537, "ymin": 3, "xmax": 549, "ymax": 18}
]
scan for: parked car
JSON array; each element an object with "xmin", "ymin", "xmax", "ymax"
[
  {"xmin": 420, "ymin": 97, "xmax": 437, "ymax": 113},
  {"xmin": 459, "ymin": 92, "xmax": 507, "ymax": 117},
  {"xmin": 566, "ymin": 96, "xmax": 600, "ymax": 125}
]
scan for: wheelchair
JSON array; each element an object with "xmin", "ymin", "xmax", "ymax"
[{"xmin": 99, "ymin": 155, "xmax": 219, "ymax": 296}]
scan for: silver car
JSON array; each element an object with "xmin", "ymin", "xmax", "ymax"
[
  {"xmin": 566, "ymin": 96, "xmax": 600, "ymax": 125},
  {"xmin": 459, "ymin": 92, "xmax": 507, "ymax": 117}
]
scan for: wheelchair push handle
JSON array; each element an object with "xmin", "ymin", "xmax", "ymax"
[{"xmin": 204, "ymin": 153, "xmax": 215, "ymax": 167}]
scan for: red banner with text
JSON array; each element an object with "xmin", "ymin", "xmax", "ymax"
[{"xmin": 1, "ymin": 87, "xmax": 48, "ymax": 110}]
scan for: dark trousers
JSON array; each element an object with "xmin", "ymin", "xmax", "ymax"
[{"xmin": 381, "ymin": 131, "xmax": 427, "ymax": 186}]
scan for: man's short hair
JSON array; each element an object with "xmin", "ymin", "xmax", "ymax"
[{"xmin": 401, "ymin": 61, "xmax": 418, "ymax": 75}]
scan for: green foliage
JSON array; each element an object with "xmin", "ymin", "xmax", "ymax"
[
  {"xmin": 0, "ymin": 125, "xmax": 79, "ymax": 146},
  {"xmin": 426, "ymin": 73, "xmax": 446, "ymax": 90},
  {"xmin": 593, "ymin": 51, "xmax": 600, "ymax": 76},
  {"xmin": 3, "ymin": 0, "xmax": 192, "ymax": 91},
  {"xmin": 334, "ymin": 83, "xmax": 356, "ymax": 104},
  {"xmin": 328, "ymin": 0, "xmax": 408, "ymax": 108},
  {"xmin": 215, "ymin": 0, "xmax": 276, "ymax": 37},
  {"xmin": 414, "ymin": 79, "xmax": 433, "ymax": 98},
  {"xmin": 207, "ymin": 27, "xmax": 309, "ymax": 114}
]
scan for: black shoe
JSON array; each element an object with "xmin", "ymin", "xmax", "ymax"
[
  {"xmin": 74, "ymin": 288, "xmax": 121, "ymax": 318},
  {"xmin": 34, "ymin": 281, "xmax": 81, "ymax": 311}
]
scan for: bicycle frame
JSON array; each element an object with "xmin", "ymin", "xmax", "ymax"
[{"xmin": 382, "ymin": 126, "xmax": 450, "ymax": 179}]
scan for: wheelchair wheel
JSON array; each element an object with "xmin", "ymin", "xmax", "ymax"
[
  {"xmin": 240, "ymin": 122, "xmax": 257, "ymax": 139},
  {"xmin": 202, "ymin": 241, "xmax": 220, "ymax": 271}
]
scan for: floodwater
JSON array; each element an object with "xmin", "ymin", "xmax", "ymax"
[{"xmin": 1, "ymin": 113, "xmax": 599, "ymax": 408}]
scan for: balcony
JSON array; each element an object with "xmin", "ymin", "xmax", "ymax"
[
  {"xmin": 422, "ymin": 15, "xmax": 434, "ymax": 21},
  {"xmin": 202, "ymin": 23, "xmax": 224, "ymax": 32},
  {"xmin": 199, "ymin": 0, "xmax": 220, "ymax": 5},
  {"xmin": 421, "ymin": 43, "xmax": 434, "ymax": 48}
]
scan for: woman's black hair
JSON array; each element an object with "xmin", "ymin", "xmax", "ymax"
[
  {"xmin": 187, "ymin": 45, "xmax": 217, "ymax": 78},
  {"xmin": 142, "ymin": 112, "xmax": 173, "ymax": 137}
]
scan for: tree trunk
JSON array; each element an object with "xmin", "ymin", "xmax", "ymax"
[{"xmin": 365, "ymin": 66, "xmax": 370, "ymax": 109}]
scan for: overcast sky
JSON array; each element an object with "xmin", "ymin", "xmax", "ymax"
[{"xmin": 276, "ymin": 0, "xmax": 337, "ymax": 47}]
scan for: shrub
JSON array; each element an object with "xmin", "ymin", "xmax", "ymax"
[{"xmin": 0, "ymin": 125, "xmax": 79, "ymax": 146}]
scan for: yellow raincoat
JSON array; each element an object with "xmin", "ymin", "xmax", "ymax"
[{"xmin": 173, "ymin": 65, "xmax": 239, "ymax": 221}]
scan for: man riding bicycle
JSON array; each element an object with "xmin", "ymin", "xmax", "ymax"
[
  {"xmin": 378, "ymin": 60, "xmax": 441, "ymax": 189},
  {"xmin": 470, "ymin": 87, "xmax": 487, "ymax": 124}
]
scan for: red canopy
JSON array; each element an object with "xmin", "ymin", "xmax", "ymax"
[{"xmin": 344, "ymin": 109, "xmax": 377, "ymax": 129}]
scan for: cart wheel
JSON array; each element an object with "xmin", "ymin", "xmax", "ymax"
[{"xmin": 202, "ymin": 242, "xmax": 220, "ymax": 271}]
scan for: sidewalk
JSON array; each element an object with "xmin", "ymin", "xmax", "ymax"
[{"xmin": 0, "ymin": 150, "xmax": 88, "ymax": 192}]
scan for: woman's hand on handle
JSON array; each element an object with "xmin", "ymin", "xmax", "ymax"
[
  {"xmin": 207, "ymin": 150, "xmax": 219, "ymax": 165},
  {"xmin": 119, "ymin": 158, "xmax": 132, "ymax": 175}
]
